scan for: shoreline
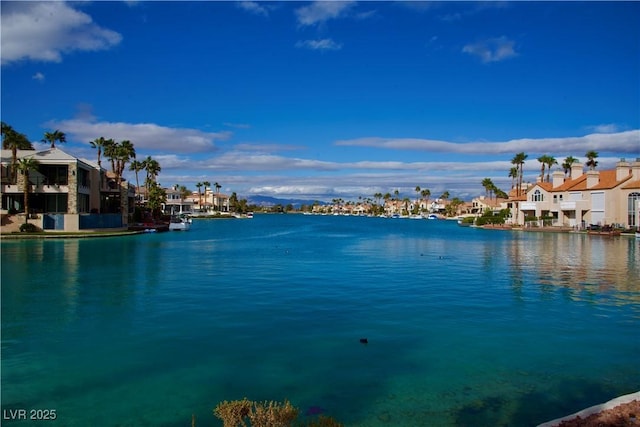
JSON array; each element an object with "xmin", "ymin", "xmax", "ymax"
[
  {"xmin": 1, "ymin": 230, "xmax": 143, "ymax": 240},
  {"xmin": 537, "ymin": 391, "xmax": 640, "ymax": 427}
]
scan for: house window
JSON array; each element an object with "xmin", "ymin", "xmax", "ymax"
[
  {"xmin": 628, "ymin": 192, "xmax": 640, "ymax": 227},
  {"xmin": 41, "ymin": 165, "xmax": 69, "ymax": 185},
  {"xmin": 78, "ymin": 168, "xmax": 90, "ymax": 188},
  {"xmin": 532, "ymin": 190, "xmax": 543, "ymax": 202},
  {"xmin": 78, "ymin": 193, "xmax": 90, "ymax": 213},
  {"xmin": 45, "ymin": 194, "xmax": 68, "ymax": 213}
]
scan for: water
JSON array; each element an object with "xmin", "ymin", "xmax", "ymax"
[{"xmin": 2, "ymin": 214, "xmax": 639, "ymax": 426}]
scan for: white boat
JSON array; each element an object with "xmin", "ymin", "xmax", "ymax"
[
  {"xmin": 233, "ymin": 212, "xmax": 254, "ymax": 219},
  {"xmin": 169, "ymin": 215, "xmax": 191, "ymax": 231},
  {"xmin": 427, "ymin": 214, "xmax": 439, "ymax": 220}
]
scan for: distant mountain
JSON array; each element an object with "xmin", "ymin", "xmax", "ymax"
[{"xmin": 245, "ymin": 195, "xmax": 326, "ymax": 208}]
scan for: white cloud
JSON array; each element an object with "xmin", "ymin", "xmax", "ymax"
[
  {"xmin": 295, "ymin": 39, "xmax": 343, "ymax": 51},
  {"xmin": 1, "ymin": 2, "xmax": 122, "ymax": 65},
  {"xmin": 587, "ymin": 123, "xmax": 620, "ymax": 133},
  {"xmin": 462, "ymin": 36, "xmax": 518, "ymax": 63},
  {"xmin": 47, "ymin": 118, "xmax": 232, "ymax": 153},
  {"xmin": 295, "ymin": 1, "xmax": 356, "ymax": 26},
  {"xmin": 236, "ymin": 1, "xmax": 270, "ymax": 17},
  {"xmin": 335, "ymin": 130, "xmax": 640, "ymax": 155},
  {"xmin": 32, "ymin": 72, "xmax": 45, "ymax": 82}
]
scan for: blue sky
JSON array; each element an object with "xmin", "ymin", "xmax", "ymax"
[{"xmin": 2, "ymin": 1, "xmax": 639, "ymax": 201}]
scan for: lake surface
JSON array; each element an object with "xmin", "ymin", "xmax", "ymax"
[{"xmin": 2, "ymin": 214, "xmax": 639, "ymax": 426}]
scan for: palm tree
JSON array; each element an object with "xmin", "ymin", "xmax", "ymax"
[
  {"xmin": 440, "ymin": 191, "xmax": 449, "ymax": 201},
  {"xmin": 562, "ymin": 156, "xmax": 578, "ymax": 177},
  {"xmin": 196, "ymin": 182, "xmax": 203, "ymax": 211},
  {"xmin": 511, "ymin": 152, "xmax": 528, "ymax": 196},
  {"xmin": 2, "ymin": 122, "xmax": 33, "ymax": 183},
  {"xmin": 203, "ymin": 181, "xmax": 211, "ymax": 211},
  {"xmin": 508, "ymin": 167, "xmax": 519, "ymax": 190},
  {"xmin": 421, "ymin": 189, "xmax": 431, "ymax": 212},
  {"xmin": 585, "ymin": 150, "xmax": 599, "ymax": 170},
  {"xmin": 214, "ymin": 182, "xmax": 221, "ymax": 211},
  {"xmin": 89, "ymin": 136, "xmax": 108, "ymax": 168},
  {"xmin": 143, "ymin": 156, "xmax": 161, "ymax": 192},
  {"xmin": 544, "ymin": 155, "xmax": 557, "ymax": 182},
  {"xmin": 42, "ymin": 130, "xmax": 66, "ymax": 148},
  {"xmin": 115, "ymin": 140, "xmax": 136, "ymax": 183},
  {"xmin": 481, "ymin": 178, "xmax": 494, "ymax": 200},
  {"xmin": 129, "ymin": 160, "xmax": 145, "ymax": 205},
  {"xmin": 16, "ymin": 157, "xmax": 40, "ymax": 223},
  {"xmin": 103, "ymin": 138, "xmax": 117, "ymax": 173},
  {"xmin": 537, "ymin": 155, "xmax": 550, "ymax": 182}
]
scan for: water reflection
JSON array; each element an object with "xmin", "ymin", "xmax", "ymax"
[{"xmin": 508, "ymin": 233, "xmax": 640, "ymax": 306}]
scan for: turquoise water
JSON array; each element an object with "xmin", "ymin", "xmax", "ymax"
[{"xmin": 2, "ymin": 214, "xmax": 639, "ymax": 426}]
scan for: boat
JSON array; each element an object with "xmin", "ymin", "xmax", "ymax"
[
  {"xmin": 128, "ymin": 222, "xmax": 169, "ymax": 232},
  {"xmin": 169, "ymin": 215, "xmax": 191, "ymax": 231},
  {"xmin": 233, "ymin": 212, "xmax": 254, "ymax": 219},
  {"xmin": 586, "ymin": 224, "xmax": 621, "ymax": 236},
  {"xmin": 427, "ymin": 214, "xmax": 439, "ymax": 220}
]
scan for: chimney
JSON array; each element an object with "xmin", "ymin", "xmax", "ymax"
[
  {"xmin": 616, "ymin": 158, "xmax": 631, "ymax": 181},
  {"xmin": 586, "ymin": 170, "xmax": 599, "ymax": 188},
  {"xmin": 571, "ymin": 162, "xmax": 584, "ymax": 180},
  {"xmin": 552, "ymin": 170, "xmax": 565, "ymax": 188},
  {"xmin": 631, "ymin": 158, "xmax": 640, "ymax": 181}
]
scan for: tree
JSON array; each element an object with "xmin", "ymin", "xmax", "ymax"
[
  {"xmin": 544, "ymin": 155, "xmax": 557, "ymax": 182},
  {"xmin": 196, "ymin": 182, "xmax": 203, "ymax": 211},
  {"xmin": 42, "ymin": 130, "xmax": 66, "ymax": 148},
  {"xmin": 511, "ymin": 152, "xmax": 528, "ymax": 196},
  {"xmin": 537, "ymin": 155, "xmax": 550, "ymax": 182},
  {"xmin": 114, "ymin": 140, "xmax": 136, "ymax": 184},
  {"xmin": 16, "ymin": 157, "xmax": 40, "ymax": 223},
  {"xmin": 89, "ymin": 136, "xmax": 108, "ymax": 168},
  {"xmin": 101, "ymin": 139, "xmax": 135, "ymax": 217},
  {"xmin": 214, "ymin": 182, "xmax": 221, "ymax": 211},
  {"xmin": 508, "ymin": 167, "xmax": 519, "ymax": 190},
  {"xmin": 421, "ymin": 188, "xmax": 431, "ymax": 212},
  {"xmin": 2, "ymin": 122, "xmax": 34, "ymax": 183},
  {"xmin": 481, "ymin": 178, "xmax": 494, "ymax": 200},
  {"xmin": 445, "ymin": 197, "xmax": 464, "ymax": 217},
  {"xmin": 203, "ymin": 181, "xmax": 211, "ymax": 211},
  {"xmin": 562, "ymin": 156, "xmax": 578, "ymax": 177},
  {"xmin": 147, "ymin": 182, "xmax": 167, "ymax": 218},
  {"xmin": 585, "ymin": 150, "xmax": 599, "ymax": 170},
  {"xmin": 129, "ymin": 160, "xmax": 145, "ymax": 205},
  {"xmin": 178, "ymin": 185, "xmax": 191, "ymax": 200},
  {"xmin": 440, "ymin": 191, "xmax": 449, "ymax": 201},
  {"xmin": 143, "ymin": 156, "xmax": 161, "ymax": 192}
]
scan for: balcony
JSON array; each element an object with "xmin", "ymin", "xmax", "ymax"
[
  {"xmin": 520, "ymin": 202, "xmax": 537, "ymax": 211},
  {"xmin": 560, "ymin": 200, "xmax": 587, "ymax": 211}
]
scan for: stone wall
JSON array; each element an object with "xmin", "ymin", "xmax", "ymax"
[{"xmin": 68, "ymin": 163, "xmax": 78, "ymax": 214}]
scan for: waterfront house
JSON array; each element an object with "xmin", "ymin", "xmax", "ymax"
[
  {"xmin": 162, "ymin": 186, "xmax": 194, "ymax": 215},
  {"xmin": 189, "ymin": 188, "xmax": 230, "ymax": 213},
  {"xmin": 1, "ymin": 147, "xmax": 134, "ymax": 231},
  {"xmin": 516, "ymin": 159, "xmax": 640, "ymax": 229}
]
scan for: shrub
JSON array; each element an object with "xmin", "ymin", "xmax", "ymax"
[
  {"xmin": 19, "ymin": 223, "xmax": 39, "ymax": 232},
  {"xmin": 213, "ymin": 399, "xmax": 342, "ymax": 427}
]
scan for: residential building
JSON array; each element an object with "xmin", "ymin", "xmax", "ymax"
[
  {"xmin": 162, "ymin": 186, "xmax": 194, "ymax": 215},
  {"xmin": 1, "ymin": 148, "xmax": 134, "ymax": 231},
  {"xmin": 515, "ymin": 159, "xmax": 640, "ymax": 228}
]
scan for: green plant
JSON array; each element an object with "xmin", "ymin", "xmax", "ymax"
[{"xmin": 19, "ymin": 223, "xmax": 39, "ymax": 232}]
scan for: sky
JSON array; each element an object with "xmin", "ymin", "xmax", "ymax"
[{"xmin": 1, "ymin": 1, "xmax": 639, "ymax": 202}]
